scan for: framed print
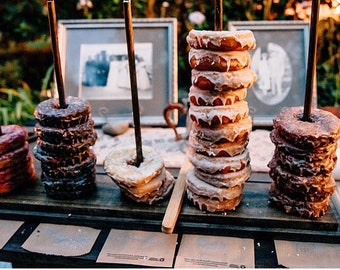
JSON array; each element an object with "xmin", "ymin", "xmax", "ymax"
[
  {"xmin": 228, "ymin": 21, "xmax": 313, "ymax": 126},
  {"xmin": 58, "ymin": 18, "xmax": 177, "ymax": 126}
]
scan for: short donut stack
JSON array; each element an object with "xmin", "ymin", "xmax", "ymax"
[
  {"xmin": 33, "ymin": 96, "xmax": 97, "ymax": 199},
  {"xmin": 268, "ymin": 106, "xmax": 340, "ymax": 218},
  {"xmin": 104, "ymin": 145, "xmax": 175, "ymax": 205},
  {"xmin": 185, "ymin": 29, "xmax": 257, "ymax": 212},
  {"xmin": 0, "ymin": 125, "xmax": 36, "ymax": 194}
]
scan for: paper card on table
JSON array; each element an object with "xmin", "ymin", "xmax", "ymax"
[
  {"xmin": 175, "ymin": 234, "xmax": 254, "ymax": 268},
  {"xmin": 275, "ymin": 240, "xmax": 340, "ymax": 268},
  {"xmin": 0, "ymin": 220, "xmax": 23, "ymax": 249},
  {"xmin": 21, "ymin": 223, "xmax": 100, "ymax": 257},
  {"xmin": 97, "ymin": 229, "xmax": 178, "ymax": 267}
]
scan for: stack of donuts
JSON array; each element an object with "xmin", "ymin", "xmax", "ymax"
[
  {"xmin": 33, "ymin": 96, "xmax": 97, "ymax": 199},
  {"xmin": 0, "ymin": 125, "xmax": 36, "ymax": 194},
  {"xmin": 104, "ymin": 145, "xmax": 175, "ymax": 205},
  {"xmin": 268, "ymin": 106, "xmax": 340, "ymax": 218},
  {"xmin": 185, "ymin": 29, "xmax": 257, "ymax": 212}
]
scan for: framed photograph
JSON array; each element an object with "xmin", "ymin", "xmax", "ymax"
[
  {"xmin": 228, "ymin": 21, "xmax": 314, "ymax": 126},
  {"xmin": 58, "ymin": 18, "xmax": 177, "ymax": 126}
]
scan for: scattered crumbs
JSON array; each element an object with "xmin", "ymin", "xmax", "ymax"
[
  {"xmin": 242, "ymin": 246, "xmax": 246, "ymax": 251},
  {"xmin": 257, "ymin": 242, "xmax": 261, "ymax": 247},
  {"xmin": 68, "ymin": 213, "xmax": 72, "ymax": 218},
  {"xmin": 296, "ymin": 253, "xmax": 300, "ymax": 257},
  {"xmin": 271, "ymin": 250, "xmax": 274, "ymax": 254},
  {"xmin": 246, "ymin": 203, "xmax": 249, "ymax": 207}
]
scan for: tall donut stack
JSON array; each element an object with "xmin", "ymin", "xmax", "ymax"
[
  {"xmin": 33, "ymin": 96, "xmax": 97, "ymax": 199},
  {"xmin": 185, "ymin": 29, "xmax": 257, "ymax": 212},
  {"xmin": 268, "ymin": 106, "xmax": 340, "ymax": 218},
  {"xmin": 0, "ymin": 125, "xmax": 36, "ymax": 194}
]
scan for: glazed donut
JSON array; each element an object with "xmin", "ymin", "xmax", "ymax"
[
  {"xmin": 0, "ymin": 153, "xmax": 34, "ymax": 182},
  {"xmin": 268, "ymin": 182, "xmax": 332, "ymax": 219},
  {"xmin": 188, "ymin": 148, "xmax": 250, "ymax": 175},
  {"xmin": 192, "ymin": 69, "xmax": 257, "ymax": 91},
  {"xmin": 34, "ymin": 96, "xmax": 91, "ymax": 129},
  {"xmin": 0, "ymin": 142, "xmax": 29, "ymax": 169},
  {"xmin": 186, "ymin": 168, "xmax": 243, "ymax": 202},
  {"xmin": 186, "ymin": 188, "xmax": 242, "ymax": 212},
  {"xmin": 0, "ymin": 125, "xmax": 27, "ymax": 155},
  {"xmin": 191, "ymin": 116, "xmax": 252, "ymax": 144},
  {"xmin": 104, "ymin": 145, "xmax": 175, "ymax": 204},
  {"xmin": 189, "ymin": 86, "xmax": 247, "ymax": 106},
  {"xmin": 41, "ymin": 169, "xmax": 96, "ymax": 199},
  {"xmin": 34, "ymin": 119, "xmax": 96, "ymax": 145},
  {"xmin": 189, "ymin": 132, "xmax": 248, "ymax": 157},
  {"xmin": 193, "ymin": 164, "xmax": 251, "ymax": 188},
  {"xmin": 273, "ymin": 106, "xmax": 340, "ymax": 149},
  {"xmin": 186, "ymin": 29, "xmax": 256, "ymax": 51},
  {"xmin": 188, "ymin": 49, "xmax": 251, "ymax": 72},
  {"xmin": 189, "ymin": 101, "xmax": 249, "ymax": 126}
]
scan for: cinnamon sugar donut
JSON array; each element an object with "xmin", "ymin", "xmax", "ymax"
[
  {"xmin": 194, "ymin": 164, "xmax": 251, "ymax": 188},
  {"xmin": 192, "ymin": 69, "xmax": 257, "ymax": 91},
  {"xmin": 187, "ymin": 29, "xmax": 256, "ymax": 51},
  {"xmin": 268, "ymin": 182, "xmax": 332, "ymax": 219},
  {"xmin": 191, "ymin": 116, "xmax": 252, "ymax": 144},
  {"xmin": 189, "ymin": 86, "xmax": 247, "ymax": 106},
  {"xmin": 34, "ymin": 96, "xmax": 91, "ymax": 128},
  {"xmin": 273, "ymin": 106, "xmax": 340, "ymax": 149},
  {"xmin": 189, "ymin": 101, "xmax": 249, "ymax": 126},
  {"xmin": 189, "ymin": 132, "xmax": 248, "ymax": 157},
  {"xmin": 189, "ymin": 49, "xmax": 251, "ymax": 71},
  {"xmin": 0, "ymin": 125, "xmax": 27, "ymax": 155},
  {"xmin": 188, "ymin": 148, "xmax": 250, "ymax": 175}
]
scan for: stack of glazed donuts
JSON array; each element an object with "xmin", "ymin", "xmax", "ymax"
[
  {"xmin": 0, "ymin": 125, "xmax": 36, "ymax": 194},
  {"xmin": 185, "ymin": 29, "xmax": 257, "ymax": 212},
  {"xmin": 33, "ymin": 96, "xmax": 97, "ymax": 199},
  {"xmin": 104, "ymin": 145, "xmax": 175, "ymax": 205},
  {"xmin": 268, "ymin": 106, "xmax": 340, "ymax": 218}
]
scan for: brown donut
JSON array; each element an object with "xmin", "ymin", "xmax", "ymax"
[
  {"xmin": 0, "ymin": 125, "xmax": 28, "ymax": 155},
  {"xmin": 34, "ymin": 119, "xmax": 96, "ymax": 145},
  {"xmin": 273, "ymin": 106, "xmax": 340, "ymax": 149},
  {"xmin": 189, "ymin": 101, "xmax": 249, "ymax": 127},
  {"xmin": 268, "ymin": 182, "xmax": 332, "ymax": 219},
  {"xmin": 0, "ymin": 153, "xmax": 34, "ymax": 183},
  {"xmin": 192, "ymin": 69, "xmax": 257, "ymax": 92},
  {"xmin": 188, "ymin": 49, "xmax": 251, "ymax": 71},
  {"xmin": 189, "ymin": 86, "xmax": 247, "ymax": 106},
  {"xmin": 186, "ymin": 29, "xmax": 256, "ymax": 51},
  {"xmin": 0, "ymin": 142, "xmax": 29, "ymax": 169},
  {"xmin": 34, "ymin": 96, "xmax": 91, "ymax": 128}
]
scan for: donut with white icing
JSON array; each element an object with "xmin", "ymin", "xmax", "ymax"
[{"xmin": 187, "ymin": 29, "xmax": 256, "ymax": 51}]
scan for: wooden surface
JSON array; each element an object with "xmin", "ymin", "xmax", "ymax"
[{"xmin": 0, "ymin": 141, "xmax": 339, "ymax": 243}]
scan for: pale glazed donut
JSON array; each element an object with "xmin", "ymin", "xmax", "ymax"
[
  {"xmin": 34, "ymin": 96, "xmax": 91, "ymax": 128},
  {"xmin": 104, "ymin": 145, "xmax": 164, "ymax": 187},
  {"xmin": 186, "ymin": 168, "xmax": 243, "ymax": 202},
  {"xmin": 189, "ymin": 85, "xmax": 247, "ymax": 106},
  {"xmin": 187, "ymin": 29, "xmax": 256, "ymax": 51},
  {"xmin": 186, "ymin": 188, "xmax": 243, "ymax": 212},
  {"xmin": 268, "ymin": 182, "xmax": 332, "ymax": 219},
  {"xmin": 0, "ymin": 125, "xmax": 27, "ymax": 156},
  {"xmin": 194, "ymin": 164, "xmax": 251, "ymax": 188},
  {"xmin": 188, "ymin": 147, "xmax": 250, "ymax": 174},
  {"xmin": 192, "ymin": 69, "xmax": 257, "ymax": 92},
  {"xmin": 189, "ymin": 49, "xmax": 251, "ymax": 71},
  {"xmin": 273, "ymin": 106, "xmax": 340, "ymax": 149},
  {"xmin": 189, "ymin": 132, "xmax": 248, "ymax": 157},
  {"xmin": 189, "ymin": 101, "xmax": 249, "ymax": 126},
  {"xmin": 191, "ymin": 116, "xmax": 252, "ymax": 144}
]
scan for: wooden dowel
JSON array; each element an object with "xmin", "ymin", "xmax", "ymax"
[
  {"xmin": 123, "ymin": 0, "xmax": 143, "ymax": 166},
  {"xmin": 302, "ymin": 0, "xmax": 320, "ymax": 121},
  {"xmin": 214, "ymin": 0, "xmax": 223, "ymax": 31},
  {"xmin": 47, "ymin": 0, "xmax": 67, "ymax": 109}
]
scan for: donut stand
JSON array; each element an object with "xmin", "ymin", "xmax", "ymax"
[{"xmin": 0, "ymin": 0, "xmax": 340, "ymax": 268}]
